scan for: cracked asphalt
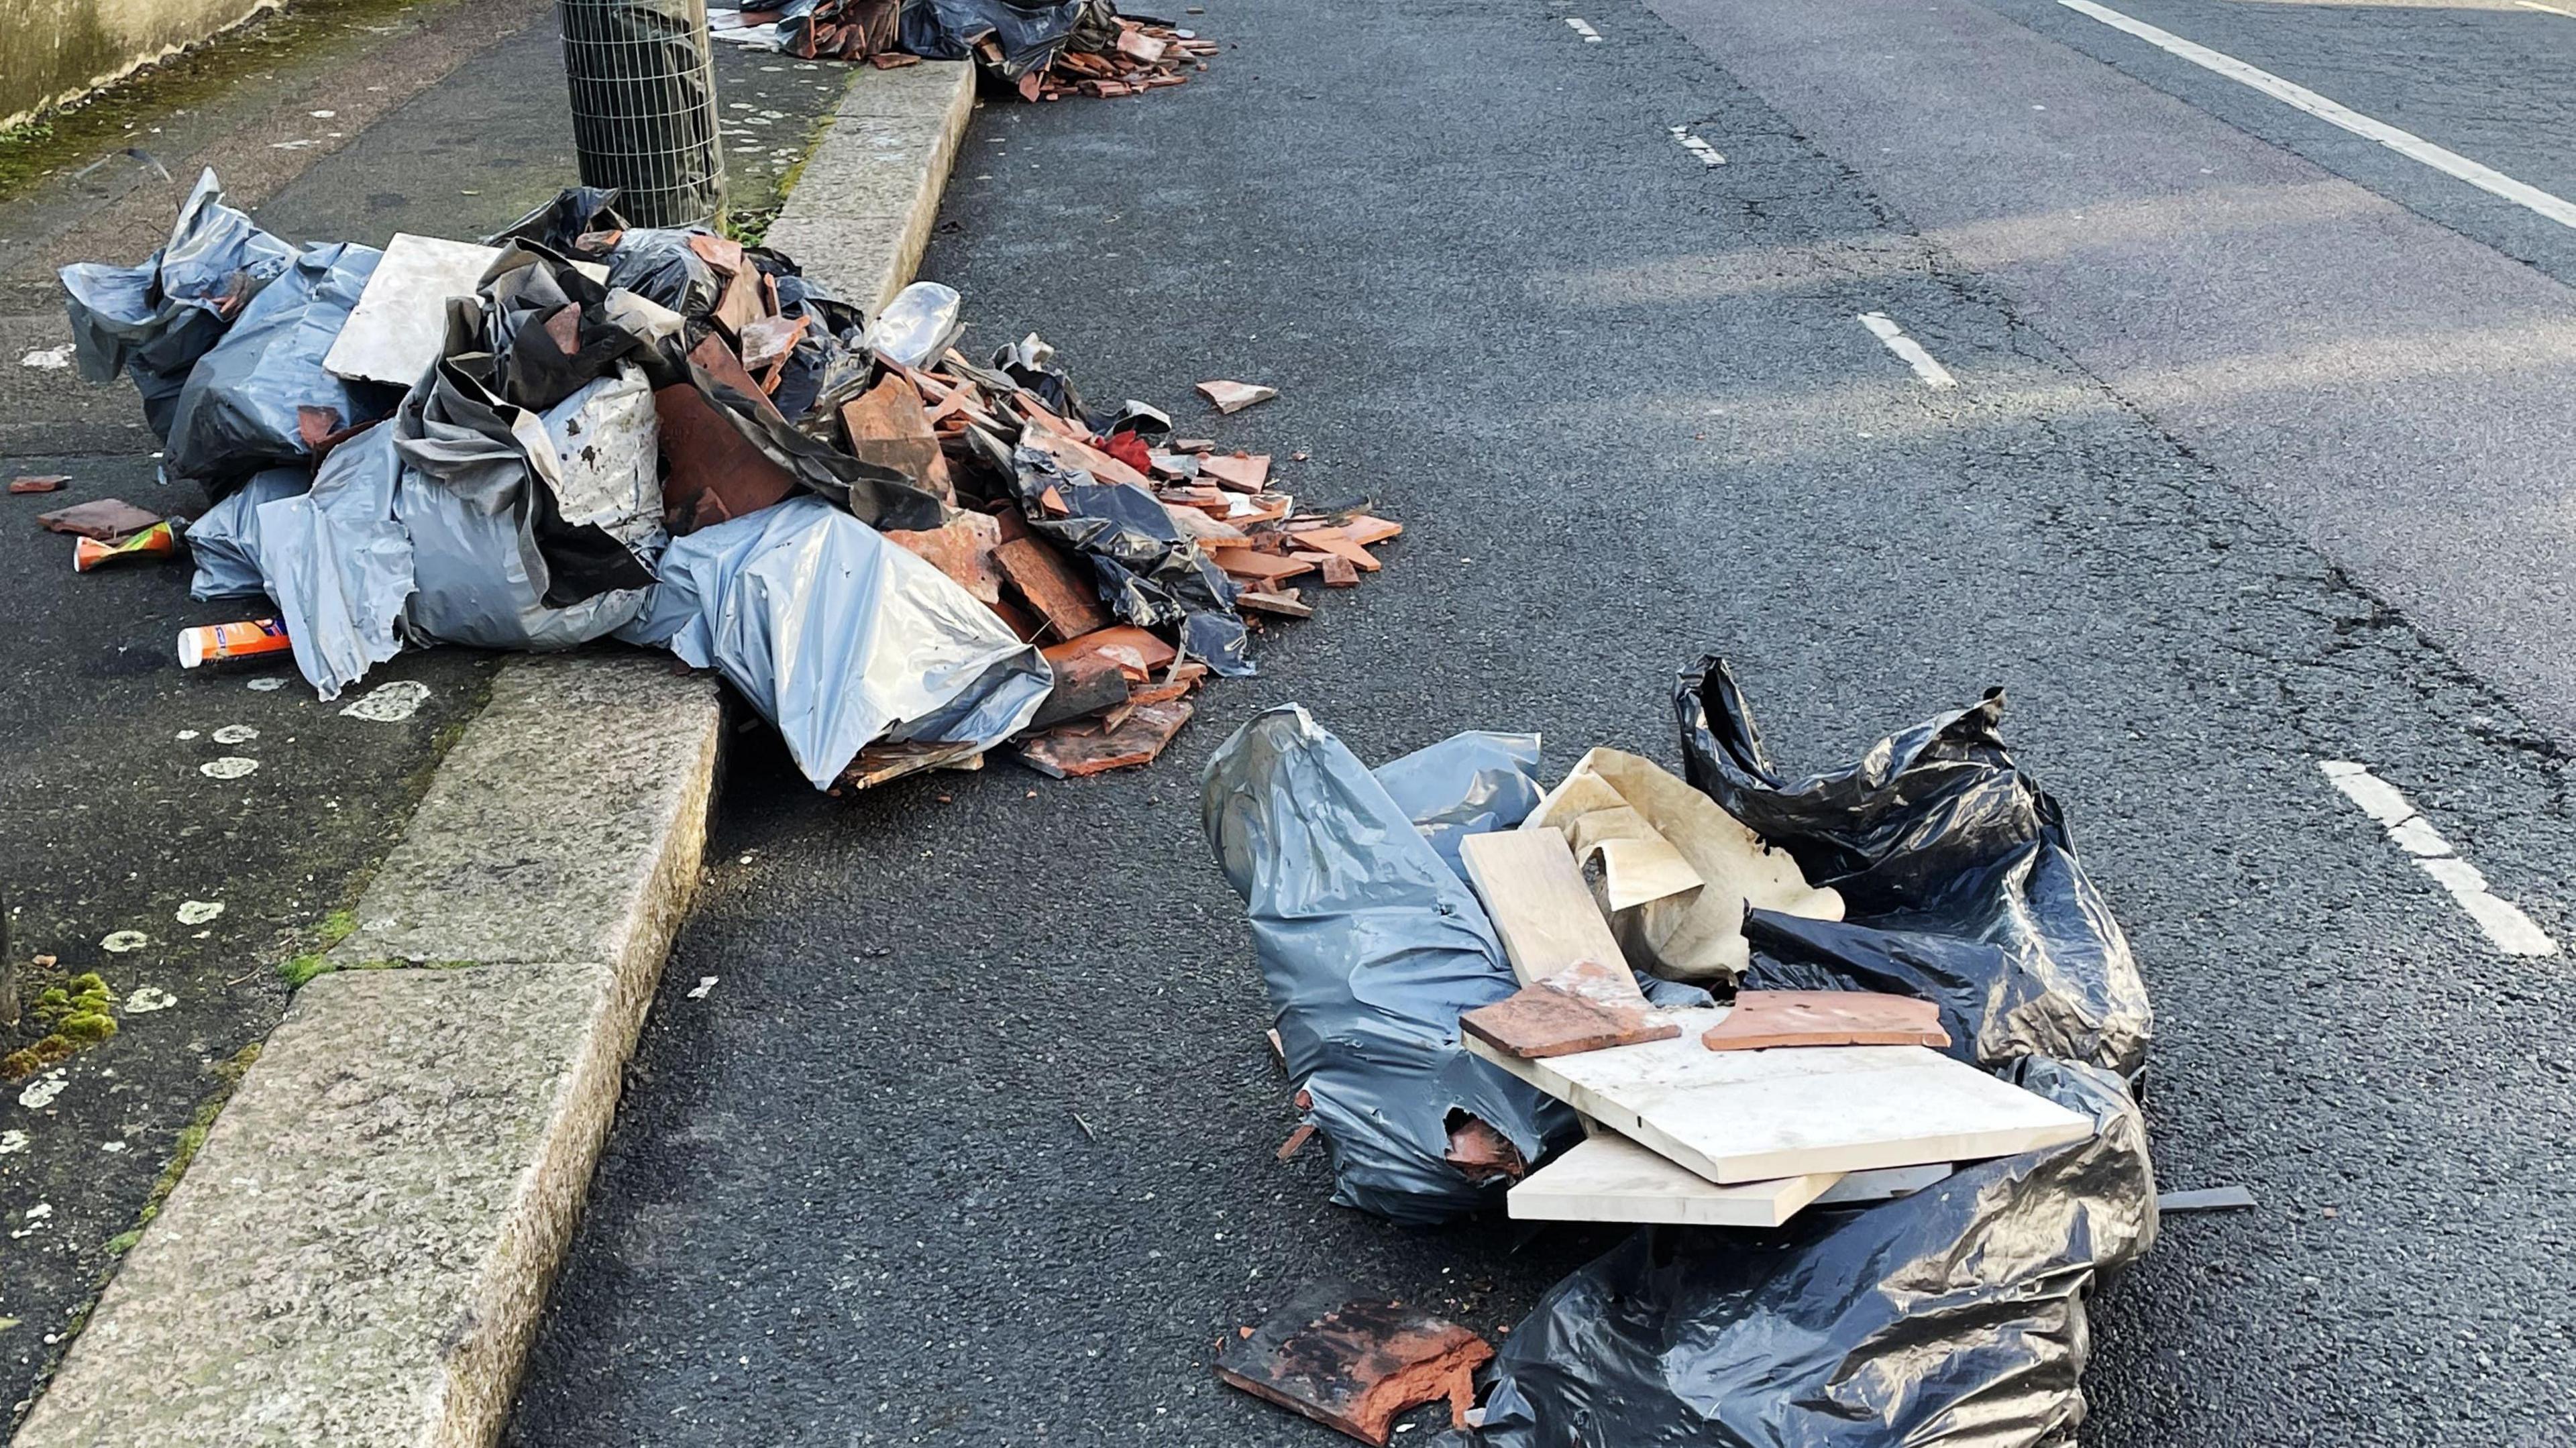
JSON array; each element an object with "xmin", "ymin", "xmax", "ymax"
[{"xmin": 511, "ymin": 1, "xmax": 2576, "ymax": 1445}]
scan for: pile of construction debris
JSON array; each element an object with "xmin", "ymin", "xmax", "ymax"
[
  {"xmin": 51, "ymin": 176, "xmax": 1387, "ymax": 790},
  {"xmin": 1199, "ymin": 661, "xmax": 2161, "ymax": 1445},
  {"xmin": 710, "ymin": 0, "xmax": 1217, "ymax": 100}
]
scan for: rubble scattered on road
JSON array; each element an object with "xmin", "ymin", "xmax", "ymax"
[
  {"xmin": 58, "ymin": 177, "xmax": 1396, "ymax": 793},
  {"xmin": 1201, "ymin": 660, "xmax": 2158, "ymax": 1445},
  {"xmin": 1195, "ymin": 378, "xmax": 1275, "ymax": 414},
  {"xmin": 1213, "ymin": 1284, "xmax": 1493, "ymax": 1447},
  {"xmin": 708, "ymin": 0, "xmax": 1218, "ymax": 99},
  {"xmin": 9, "ymin": 476, "xmax": 69, "ymax": 494}
]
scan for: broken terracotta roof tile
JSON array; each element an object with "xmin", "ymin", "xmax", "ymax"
[
  {"xmin": 1458, "ymin": 966, "xmax": 1682, "ymax": 1060},
  {"xmin": 36, "ymin": 497, "xmax": 166, "ymax": 541},
  {"xmin": 841, "ymin": 372, "xmax": 953, "ymax": 498},
  {"xmin": 1319, "ymin": 554, "xmax": 1360, "ymax": 589},
  {"xmin": 1196, "ymin": 379, "xmax": 1278, "ymax": 414},
  {"xmin": 10, "ymin": 475, "xmax": 70, "ymax": 494},
  {"xmin": 1701, "ymin": 990, "xmax": 1951, "ymax": 1052},
  {"xmin": 1214, "ymin": 1285, "xmax": 1493, "ymax": 1447},
  {"xmin": 994, "ymin": 536, "xmax": 1114, "ymax": 638},
  {"xmin": 1042, "ymin": 624, "xmax": 1178, "ymax": 681},
  {"xmin": 1016, "ymin": 698, "xmax": 1192, "ymax": 778},
  {"xmin": 883, "ymin": 510, "xmax": 1002, "ymax": 606},
  {"xmin": 1197, "ymin": 451, "xmax": 1271, "ymax": 493}
]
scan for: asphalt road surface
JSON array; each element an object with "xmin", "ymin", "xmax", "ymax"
[{"xmin": 513, "ymin": 1, "xmax": 2576, "ymax": 1444}]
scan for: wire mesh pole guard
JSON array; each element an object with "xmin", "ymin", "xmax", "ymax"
[{"xmin": 557, "ymin": 0, "xmax": 727, "ymax": 228}]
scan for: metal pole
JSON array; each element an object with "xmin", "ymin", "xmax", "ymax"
[{"xmin": 557, "ymin": 0, "xmax": 727, "ymax": 228}]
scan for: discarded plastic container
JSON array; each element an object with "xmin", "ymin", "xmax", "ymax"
[
  {"xmin": 178, "ymin": 618, "xmax": 292, "ymax": 669},
  {"xmin": 863, "ymin": 281, "xmax": 964, "ymax": 369}
]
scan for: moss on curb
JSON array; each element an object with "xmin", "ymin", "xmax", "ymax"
[{"xmin": 103, "ymin": 1042, "xmax": 262, "ymax": 1257}]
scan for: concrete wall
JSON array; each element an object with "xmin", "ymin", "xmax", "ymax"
[{"xmin": 2, "ymin": 0, "xmax": 281, "ymax": 131}]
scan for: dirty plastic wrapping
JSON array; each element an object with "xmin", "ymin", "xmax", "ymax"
[
  {"xmin": 253, "ymin": 425, "xmax": 415, "ymax": 698},
  {"xmin": 186, "ymin": 467, "xmax": 309, "ymax": 599},
  {"xmin": 1008, "ymin": 445, "xmax": 1252, "ymax": 675},
  {"xmin": 1470, "ymin": 1056, "xmax": 2159, "ymax": 1448},
  {"xmin": 899, "ymin": 0, "xmax": 1096, "ymax": 77},
  {"xmin": 485, "ymin": 185, "xmax": 629, "ymax": 256},
  {"xmin": 681, "ymin": 339, "xmax": 949, "ymax": 532},
  {"xmin": 162, "ymin": 241, "xmax": 391, "ymax": 494},
  {"xmin": 865, "ymin": 281, "xmax": 964, "ymax": 370},
  {"xmin": 604, "ymin": 228, "xmax": 723, "ymax": 317},
  {"xmin": 1372, "ymin": 731, "xmax": 1544, "ymax": 879},
  {"xmin": 1201, "ymin": 706, "xmax": 1579, "ymax": 1225},
  {"xmin": 619, "ymin": 494, "xmax": 1051, "ymax": 787},
  {"xmin": 59, "ymin": 169, "xmax": 297, "ymax": 440},
  {"xmin": 1676, "ymin": 658, "xmax": 2154, "ymax": 1080}
]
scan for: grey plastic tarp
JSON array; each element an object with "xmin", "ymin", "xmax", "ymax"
[
  {"xmin": 1372, "ymin": 730, "xmax": 1544, "ymax": 881},
  {"xmin": 1201, "ymin": 706, "xmax": 1580, "ymax": 1225},
  {"xmin": 162, "ymin": 241, "xmax": 390, "ymax": 494},
  {"xmin": 254, "ymin": 425, "xmax": 414, "ymax": 698},
  {"xmin": 59, "ymin": 169, "xmax": 297, "ymax": 441},
  {"xmin": 186, "ymin": 467, "xmax": 309, "ymax": 600},
  {"xmin": 616, "ymin": 494, "xmax": 1052, "ymax": 789},
  {"xmin": 1468, "ymin": 1056, "xmax": 2158, "ymax": 1448}
]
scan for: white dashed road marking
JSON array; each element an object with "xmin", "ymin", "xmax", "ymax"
[
  {"xmin": 2059, "ymin": 0, "xmax": 2576, "ymax": 231},
  {"xmin": 1856, "ymin": 312, "xmax": 1958, "ymax": 388},
  {"xmin": 2320, "ymin": 761, "xmax": 2561, "ymax": 957},
  {"xmin": 1668, "ymin": 125, "xmax": 1724, "ymax": 166},
  {"xmin": 1564, "ymin": 16, "xmax": 1603, "ymax": 41}
]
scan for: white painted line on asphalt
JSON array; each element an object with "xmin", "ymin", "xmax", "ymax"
[
  {"xmin": 2319, "ymin": 760, "xmax": 2561, "ymax": 956},
  {"xmin": 1856, "ymin": 312, "xmax": 1958, "ymax": 388},
  {"xmin": 1668, "ymin": 125, "xmax": 1725, "ymax": 166},
  {"xmin": 1564, "ymin": 16, "xmax": 1603, "ymax": 41},
  {"xmin": 2514, "ymin": 1, "xmax": 2573, "ymax": 17},
  {"xmin": 2059, "ymin": 0, "xmax": 2576, "ymax": 231}
]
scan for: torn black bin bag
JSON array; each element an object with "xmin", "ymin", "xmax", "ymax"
[
  {"xmin": 604, "ymin": 228, "xmax": 723, "ymax": 317},
  {"xmin": 60, "ymin": 168, "xmax": 298, "ymax": 441},
  {"xmin": 1676, "ymin": 658, "xmax": 2153, "ymax": 1081},
  {"xmin": 450, "ymin": 241, "xmax": 656, "ymax": 412},
  {"xmin": 1006, "ymin": 444, "xmax": 1252, "ymax": 675},
  {"xmin": 762, "ymin": 265, "xmax": 867, "ymax": 423},
  {"xmin": 484, "ymin": 185, "xmax": 630, "ymax": 257},
  {"xmin": 162, "ymin": 241, "xmax": 397, "ymax": 498},
  {"xmin": 1203, "ymin": 706, "xmax": 1580, "ymax": 1226},
  {"xmin": 1470, "ymin": 1056, "xmax": 2156, "ymax": 1448},
  {"xmin": 991, "ymin": 332, "xmax": 1088, "ymax": 421},
  {"xmin": 900, "ymin": 0, "xmax": 1095, "ymax": 78}
]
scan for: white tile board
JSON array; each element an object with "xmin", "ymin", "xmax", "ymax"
[
  {"xmin": 323, "ymin": 234, "xmax": 610, "ymax": 388},
  {"xmin": 1465, "ymin": 1007, "xmax": 2092, "ymax": 1185},
  {"xmin": 1511, "ymin": 1132, "xmax": 1952, "ymax": 1227}
]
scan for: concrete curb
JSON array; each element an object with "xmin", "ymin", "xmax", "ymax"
[{"xmin": 9, "ymin": 58, "xmax": 981, "ymax": 1448}]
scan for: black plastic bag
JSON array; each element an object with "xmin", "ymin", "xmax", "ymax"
[
  {"xmin": 1005, "ymin": 444, "xmax": 1251, "ymax": 675},
  {"xmin": 604, "ymin": 228, "xmax": 723, "ymax": 317},
  {"xmin": 59, "ymin": 168, "xmax": 298, "ymax": 441},
  {"xmin": 484, "ymin": 185, "xmax": 630, "ymax": 257},
  {"xmin": 1471, "ymin": 1056, "xmax": 2157, "ymax": 1448},
  {"xmin": 162, "ymin": 241, "xmax": 396, "ymax": 497},
  {"xmin": 1677, "ymin": 659, "xmax": 2153, "ymax": 1080},
  {"xmin": 1202, "ymin": 706, "xmax": 1580, "ymax": 1226},
  {"xmin": 899, "ymin": 0, "xmax": 1094, "ymax": 78}
]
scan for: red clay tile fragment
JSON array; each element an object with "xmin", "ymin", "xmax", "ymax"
[
  {"xmin": 1214, "ymin": 1284, "xmax": 1493, "ymax": 1447},
  {"xmin": 1016, "ymin": 698, "xmax": 1192, "ymax": 778},
  {"xmin": 1276, "ymin": 1123, "xmax": 1317, "ymax": 1162},
  {"xmin": 841, "ymin": 372, "xmax": 953, "ymax": 498},
  {"xmin": 1442, "ymin": 1113, "xmax": 1525, "ymax": 1184},
  {"xmin": 36, "ymin": 498, "xmax": 163, "ymax": 541},
  {"xmin": 1701, "ymin": 989, "xmax": 1951, "ymax": 1052},
  {"xmin": 1026, "ymin": 649, "xmax": 1131, "ymax": 730},
  {"xmin": 882, "ymin": 510, "xmax": 1002, "ymax": 605},
  {"xmin": 1218, "ymin": 551, "xmax": 1316, "ymax": 587},
  {"xmin": 1341, "ymin": 514, "xmax": 1403, "ymax": 547},
  {"xmin": 1235, "ymin": 589, "xmax": 1312, "ymax": 618},
  {"xmin": 1458, "ymin": 962, "xmax": 1682, "ymax": 1060},
  {"xmin": 9, "ymin": 476, "xmax": 69, "ymax": 494},
  {"xmin": 1319, "ymin": 555, "xmax": 1360, "ymax": 589},
  {"xmin": 1197, "ymin": 451, "xmax": 1270, "ymax": 492},
  {"xmin": 1195, "ymin": 379, "xmax": 1277, "ymax": 414},
  {"xmin": 1042, "ymin": 624, "xmax": 1177, "ymax": 681},
  {"xmin": 994, "ymin": 537, "xmax": 1114, "ymax": 638}
]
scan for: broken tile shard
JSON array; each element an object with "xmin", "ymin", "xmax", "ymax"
[
  {"xmin": 36, "ymin": 498, "xmax": 163, "ymax": 541},
  {"xmin": 1458, "ymin": 963, "xmax": 1681, "ymax": 1059},
  {"xmin": 1699, "ymin": 990, "xmax": 1951, "ymax": 1052},
  {"xmin": 1196, "ymin": 379, "xmax": 1278, "ymax": 414},
  {"xmin": 1214, "ymin": 1284, "xmax": 1493, "ymax": 1446}
]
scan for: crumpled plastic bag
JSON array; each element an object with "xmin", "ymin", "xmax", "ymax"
[
  {"xmin": 1470, "ymin": 1055, "xmax": 2157, "ymax": 1448},
  {"xmin": 1007, "ymin": 444, "xmax": 1251, "ymax": 676},
  {"xmin": 186, "ymin": 466, "xmax": 309, "ymax": 600},
  {"xmin": 254, "ymin": 425, "xmax": 416, "ymax": 698},
  {"xmin": 1201, "ymin": 706, "xmax": 1579, "ymax": 1225},
  {"xmin": 59, "ymin": 168, "xmax": 298, "ymax": 440},
  {"xmin": 162, "ymin": 241, "xmax": 392, "ymax": 495},
  {"xmin": 1677, "ymin": 658, "xmax": 2153, "ymax": 1080},
  {"xmin": 1372, "ymin": 730, "xmax": 1544, "ymax": 879},
  {"xmin": 619, "ymin": 494, "xmax": 1051, "ymax": 789},
  {"xmin": 899, "ymin": 0, "xmax": 1099, "ymax": 78}
]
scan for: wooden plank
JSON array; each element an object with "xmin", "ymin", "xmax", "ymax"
[
  {"xmin": 1457, "ymin": 828, "xmax": 1631, "ymax": 992},
  {"xmin": 1510, "ymin": 1133, "xmax": 1949, "ymax": 1227},
  {"xmin": 1464, "ymin": 1008, "xmax": 2094, "ymax": 1185}
]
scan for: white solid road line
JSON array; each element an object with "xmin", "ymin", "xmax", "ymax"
[
  {"xmin": 2058, "ymin": 0, "xmax": 2576, "ymax": 231},
  {"xmin": 1564, "ymin": 16, "xmax": 1603, "ymax": 41},
  {"xmin": 1856, "ymin": 312, "xmax": 1958, "ymax": 388},
  {"xmin": 2319, "ymin": 761, "xmax": 2561, "ymax": 957},
  {"xmin": 1667, "ymin": 125, "xmax": 1725, "ymax": 166},
  {"xmin": 2514, "ymin": 1, "xmax": 2573, "ymax": 17}
]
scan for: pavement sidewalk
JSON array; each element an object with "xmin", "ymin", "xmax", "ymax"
[{"xmin": 0, "ymin": 5, "xmax": 898, "ymax": 1435}]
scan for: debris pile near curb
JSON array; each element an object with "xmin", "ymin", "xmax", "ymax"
[
  {"xmin": 709, "ymin": 0, "xmax": 1218, "ymax": 99},
  {"xmin": 1199, "ymin": 659, "xmax": 2159, "ymax": 1444},
  {"xmin": 52, "ymin": 176, "xmax": 1391, "ymax": 791}
]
